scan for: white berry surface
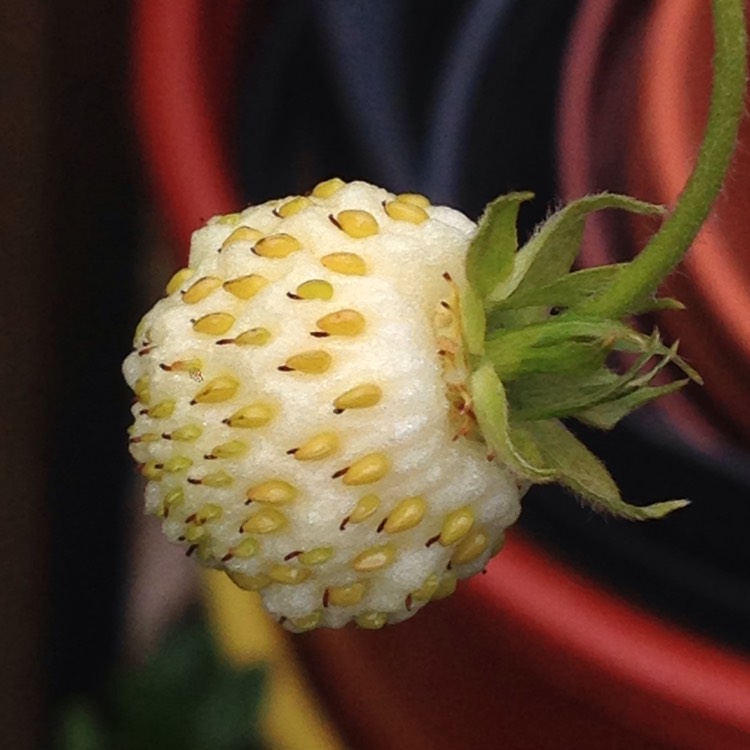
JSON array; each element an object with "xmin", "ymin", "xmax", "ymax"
[{"xmin": 124, "ymin": 179, "xmax": 522, "ymax": 630}]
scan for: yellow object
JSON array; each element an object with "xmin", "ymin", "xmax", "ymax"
[
  {"xmin": 221, "ymin": 226, "xmax": 264, "ymax": 249},
  {"xmin": 165, "ymin": 267, "xmax": 195, "ymax": 295},
  {"xmin": 192, "ymin": 376, "xmax": 240, "ymax": 404},
  {"xmin": 320, "ymin": 252, "xmax": 367, "ymax": 276},
  {"xmin": 277, "ymin": 196, "xmax": 311, "ymax": 217},
  {"xmin": 223, "ymin": 274, "xmax": 269, "ymax": 300},
  {"xmin": 182, "ymin": 276, "xmax": 223, "ymax": 303},
  {"xmin": 293, "ymin": 432, "xmax": 339, "ymax": 461},
  {"xmin": 294, "ymin": 279, "xmax": 334, "ymax": 300},
  {"xmin": 316, "ymin": 309, "xmax": 366, "ymax": 337},
  {"xmin": 395, "ymin": 192, "xmax": 430, "ymax": 208},
  {"xmin": 193, "ymin": 312, "xmax": 236, "ymax": 336},
  {"xmin": 247, "ymin": 480, "xmax": 297, "ymax": 505},
  {"xmin": 232, "ymin": 327, "xmax": 272, "ymax": 347},
  {"xmin": 311, "ymin": 177, "xmax": 345, "ymax": 198},
  {"xmin": 283, "ymin": 350, "xmax": 332, "ymax": 374},
  {"xmin": 334, "ymin": 210, "xmax": 379, "ymax": 238},
  {"xmin": 384, "ymin": 200, "xmax": 429, "ymax": 224},
  {"xmin": 383, "ymin": 496, "xmax": 427, "ymax": 533},
  {"xmin": 332, "ymin": 383, "xmax": 381, "ymax": 411},
  {"xmin": 341, "ymin": 452, "xmax": 389, "ymax": 486},
  {"xmin": 450, "ymin": 529, "xmax": 489, "ymax": 565},
  {"xmin": 204, "ymin": 570, "xmax": 348, "ymax": 750},
  {"xmin": 254, "ymin": 233, "xmax": 302, "ymax": 259}
]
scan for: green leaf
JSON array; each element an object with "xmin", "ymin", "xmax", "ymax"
[
  {"xmin": 503, "ymin": 326, "xmax": 698, "ymax": 422},
  {"xmin": 487, "ymin": 263, "xmax": 683, "ymax": 320},
  {"xmin": 489, "ymin": 264, "xmax": 626, "ymax": 312},
  {"xmin": 193, "ymin": 669, "xmax": 266, "ymax": 750},
  {"xmin": 524, "ymin": 419, "xmax": 689, "ymax": 520},
  {"xmin": 57, "ymin": 700, "xmax": 107, "ymax": 750},
  {"xmin": 578, "ymin": 380, "xmax": 688, "ymax": 429},
  {"xmin": 506, "ymin": 369, "xmax": 625, "ymax": 421},
  {"xmin": 112, "ymin": 621, "xmax": 265, "ymax": 750},
  {"xmin": 488, "ymin": 193, "xmax": 664, "ymax": 308},
  {"xmin": 469, "ymin": 362, "xmax": 556, "ymax": 481},
  {"xmin": 466, "ymin": 192, "xmax": 534, "ymax": 301},
  {"xmin": 484, "ymin": 318, "xmax": 634, "ymax": 381},
  {"xmin": 460, "ymin": 284, "xmax": 486, "ymax": 356}
]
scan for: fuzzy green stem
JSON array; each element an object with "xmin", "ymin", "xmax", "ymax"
[{"xmin": 580, "ymin": 0, "xmax": 747, "ymax": 319}]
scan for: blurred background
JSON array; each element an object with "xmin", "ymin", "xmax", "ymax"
[{"xmin": 4, "ymin": 0, "xmax": 750, "ymax": 748}]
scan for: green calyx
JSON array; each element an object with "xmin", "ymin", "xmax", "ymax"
[{"xmin": 463, "ymin": 0, "xmax": 747, "ymax": 520}]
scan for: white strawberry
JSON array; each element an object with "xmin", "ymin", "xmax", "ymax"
[{"xmin": 124, "ymin": 178, "xmax": 692, "ymax": 631}]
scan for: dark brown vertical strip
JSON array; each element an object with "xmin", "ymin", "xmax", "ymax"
[
  {"xmin": 43, "ymin": 0, "xmax": 139, "ymax": 730},
  {"xmin": 0, "ymin": 2, "xmax": 52, "ymax": 749}
]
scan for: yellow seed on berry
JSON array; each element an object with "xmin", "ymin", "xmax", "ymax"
[
  {"xmin": 208, "ymin": 440, "xmax": 248, "ymax": 459},
  {"xmin": 384, "ymin": 200, "xmax": 428, "ymax": 224},
  {"xmin": 147, "ymin": 400, "xmax": 175, "ymax": 419},
  {"xmin": 233, "ymin": 328, "xmax": 271, "ymax": 347},
  {"xmin": 170, "ymin": 424, "xmax": 202, "ymax": 442},
  {"xmin": 312, "ymin": 177, "xmax": 345, "ymax": 198},
  {"xmin": 292, "ymin": 432, "xmax": 339, "ymax": 461},
  {"xmin": 294, "ymin": 279, "xmax": 334, "ymax": 300},
  {"xmin": 192, "ymin": 312, "xmax": 235, "ymax": 335},
  {"xmin": 341, "ymin": 452, "xmax": 389, "ymax": 486},
  {"xmin": 221, "ymin": 226, "xmax": 264, "ymax": 249},
  {"xmin": 355, "ymin": 612, "xmax": 387, "ymax": 629},
  {"xmin": 269, "ymin": 565, "xmax": 311, "ymax": 585},
  {"xmin": 412, "ymin": 574, "xmax": 439, "ymax": 602},
  {"xmin": 352, "ymin": 544, "xmax": 395, "ymax": 572},
  {"xmin": 277, "ymin": 196, "xmax": 311, "ymax": 217},
  {"xmin": 200, "ymin": 471, "xmax": 233, "ymax": 488},
  {"xmin": 254, "ymin": 233, "xmax": 302, "ymax": 258},
  {"xmin": 163, "ymin": 358, "xmax": 203, "ymax": 373},
  {"xmin": 247, "ymin": 479, "xmax": 296, "ymax": 505},
  {"xmin": 321, "ymin": 252, "xmax": 367, "ymax": 275},
  {"xmin": 217, "ymin": 212, "xmax": 240, "ymax": 225},
  {"xmin": 432, "ymin": 573, "xmax": 457, "ymax": 600},
  {"xmin": 130, "ymin": 432, "xmax": 159, "ymax": 444},
  {"xmin": 241, "ymin": 508, "xmax": 287, "ymax": 534},
  {"xmin": 334, "ymin": 210, "xmax": 378, "ymax": 238},
  {"xmin": 185, "ymin": 525, "xmax": 205, "ymax": 543},
  {"xmin": 182, "ymin": 276, "xmax": 222, "ymax": 304},
  {"xmin": 333, "ymin": 383, "xmax": 382, "ymax": 411},
  {"xmin": 142, "ymin": 461, "xmax": 163, "ymax": 481},
  {"xmin": 225, "ymin": 403, "xmax": 273, "ymax": 429},
  {"xmin": 231, "ymin": 537, "xmax": 260, "ymax": 558},
  {"xmin": 349, "ymin": 494, "xmax": 380, "ymax": 524},
  {"xmin": 227, "ymin": 571, "xmax": 271, "ymax": 591},
  {"xmin": 164, "ymin": 456, "xmax": 192, "ymax": 473},
  {"xmin": 192, "ymin": 376, "xmax": 239, "ymax": 404},
  {"xmin": 327, "ymin": 582, "xmax": 366, "ymax": 607},
  {"xmin": 223, "ymin": 274, "xmax": 268, "ymax": 300},
  {"xmin": 383, "ymin": 496, "xmax": 427, "ymax": 533},
  {"xmin": 316, "ymin": 309, "xmax": 366, "ymax": 336},
  {"xmin": 298, "ymin": 547, "xmax": 334, "ymax": 565},
  {"xmin": 134, "ymin": 376, "xmax": 151, "ymax": 404},
  {"xmin": 450, "ymin": 529, "xmax": 489, "ymax": 565},
  {"xmin": 195, "ymin": 503, "xmax": 223, "ymax": 523},
  {"xmin": 158, "ymin": 488, "xmax": 184, "ymax": 517},
  {"xmin": 396, "ymin": 192, "xmax": 430, "ymax": 208},
  {"xmin": 165, "ymin": 268, "xmax": 195, "ymax": 295},
  {"xmin": 292, "ymin": 611, "xmax": 322, "ymax": 631},
  {"xmin": 439, "ymin": 507, "xmax": 475, "ymax": 546},
  {"xmin": 282, "ymin": 350, "xmax": 332, "ymax": 374}
]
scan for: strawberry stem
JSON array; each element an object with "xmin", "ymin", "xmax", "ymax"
[{"xmin": 579, "ymin": 0, "xmax": 747, "ymax": 319}]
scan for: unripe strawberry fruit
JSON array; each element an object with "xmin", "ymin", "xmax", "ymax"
[{"xmin": 124, "ymin": 180, "xmax": 522, "ymax": 630}]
